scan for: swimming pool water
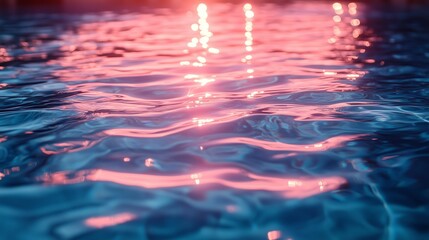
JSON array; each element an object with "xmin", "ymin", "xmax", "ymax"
[{"xmin": 0, "ymin": 1, "xmax": 429, "ymax": 239}]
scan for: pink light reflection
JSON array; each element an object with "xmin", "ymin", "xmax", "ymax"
[
  {"xmin": 45, "ymin": 2, "xmax": 370, "ymax": 131},
  {"xmin": 85, "ymin": 212, "xmax": 136, "ymax": 228},
  {"xmin": 207, "ymin": 134, "xmax": 365, "ymax": 152},
  {"xmin": 0, "ymin": 136, "xmax": 7, "ymax": 143},
  {"xmin": 268, "ymin": 230, "xmax": 282, "ymax": 240},
  {"xmin": 42, "ymin": 167, "xmax": 346, "ymax": 199}
]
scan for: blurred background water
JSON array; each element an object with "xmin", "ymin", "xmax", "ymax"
[{"xmin": 1, "ymin": 1, "xmax": 429, "ymax": 239}]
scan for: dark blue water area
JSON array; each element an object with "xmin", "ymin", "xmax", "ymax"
[{"xmin": 0, "ymin": 1, "xmax": 429, "ymax": 240}]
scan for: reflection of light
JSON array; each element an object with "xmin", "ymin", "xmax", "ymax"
[
  {"xmin": 243, "ymin": 4, "xmax": 254, "ymax": 51},
  {"xmin": 319, "ymin": 180, "xmax": 325, "ymax": 191},
  {"xmin": 40, "ymin": 0, "xmax": 374, "ymax": 148},
  {"xmin": 194, "ymin": 77, "xmax": 215, "ymax": 86},
  {"xmin": 268, "ymin": 230, "xmax": 282, "ymax": 240},
  {"xmin": 333, "ymin": 15, "xmax": 341, "ymax": 23},
  {"xmin": 197, "ymin": 56, "xmax": 206, "ymax": 63},
  {"xmin": 245, "ymin": 10, "xmax": 254, "ymax": 18},
  {"xmin": 287, "ymin": 180, "xmax": 302, "ymax": 187},
  {"xmin": 196, "ymin": 3, "xmax": 211, "ymax": 49},
  {"xmin": 123, "ymin": 157, "xmax": 130, "ymax": 162},
  {"xmin": 333, "ymin": 26, "xmax": 341, "ymax": 36},
  {"xmin": 243, "ymin": 3, "xmax": 255, "ymax": 80},
  {"xmin": 207, "ymin": 135, "xmax": 365, "ymax": 152},
  {"xmin": 185, "ymin": 74, "xmax": 199, "ymax": 79},
  {"xmin": 191, "ymin": 23, "xmax": 199, "ymax": 31},
  {"xmin": 208, "ymin": 47, "xmax": 219, "ymax": 54},
  {"xmin": 192, "ymin": 62, "xmax": 204, "ymax": 67},
  {"xmin": 348, "ymin": 2, "xmax": 357, "ymax": 9},
  {"xmin": 329, "ymin": 1, "xmax": 368, "ymax": 73},
  {"xmin": 350, "ymin": 19, "xmax": 360, "ymax": 26},
  {"xmin": 0, "ymin": 48, "xmax": 12, "ymax": 63},
  {"xmin": 332, "ymin": 2, "xmax": 342, "ymax": 10},
  {"xmin": 245, "ymin": 23, "xmax": 252, "ymax": 32},
  {"xmin": 199, "ymin": 36, "xmax": 209, "ymax": 45},
  {"xmin": 191, "ymin": 173, "xmax": 201, "ymax": 185},
  {"xmin": 352, "ymin": 28, "xmax": 362, "ymax": 38},
  {"xmin": 187, "ymin": 42, "xmax": 197, "ymax": 48},
  {"xmin": 145, "ymin": 158, "xmax": 154, "ymax": 167},
  {"xmin": 247, "ymin": 90, "xmax": 264, "ymax": 99},
  {"xmin": 346, "ymin": 73, "xmax": 360, "ymax": 79},
  {"xmin": 192, "ymin": 117, "xmax": 214, "ymax": 127},
  {"xmin": 332, "ymin": 2, "xmax": 343, "ymax": 15},
  {"xmin": 85, "ymin": 213, "xmax": 136, "ymax": 228},
  {"xmin": 183, "ymin": 2, "xmax": 217, "ymax": 115},
  {"xmin": 43, "ymin": 168, "xmax": 346, "ymax": 199},
  {"xmin": 314, "ymin": 143, "xmax": 323, "ymax": 148},
  {"xmin": 243, "ymin": 3, "xmax": 252, "ymax": 11},
  {"xmin": 323, "ymin": 70, "xmax": 337, "ymax": 76},
  {"xmin": 348, "ymin": 2, "xmax": 357, "ymax": 15}
]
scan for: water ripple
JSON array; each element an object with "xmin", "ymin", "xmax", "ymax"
[{"xmin": 1, "ymin": 1, "xmax": 429, "ymax": 239}]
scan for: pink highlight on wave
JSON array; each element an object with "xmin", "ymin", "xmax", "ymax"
[
  {"xmin": 85, "ymin": 212, "xmax": 136, "ymax": 228},
  {"xmin": 42, "ymin": 167, "xmax": 346, "ymax": 199},
  {"xmin": 207, "ymin": 134, "xmax": 365, "ymax": 152}
]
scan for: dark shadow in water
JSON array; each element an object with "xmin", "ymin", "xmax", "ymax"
[
  {"xmin": 0, "ymin": 10, "xmax": 86, "ymax": 184},
  {"xmin": 331, "ymin": 5, "xmax": 429, "ymax": 236}
]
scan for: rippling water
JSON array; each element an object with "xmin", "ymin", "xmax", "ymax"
[{"xmin": 1, "ymin": 1, "xmax": 429, "ymax": 239}]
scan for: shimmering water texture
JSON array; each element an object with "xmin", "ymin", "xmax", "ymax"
[{"xmin": 1, "ymin": 1, "xmax": 429, "ymax": 240}]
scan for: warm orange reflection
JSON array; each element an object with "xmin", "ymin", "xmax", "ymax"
[
  {"xmin": 85, "ymin": 212, "xmax": 136, "ymax": 228},
  {"xmin": 41, "ymin": 167, "xmax": 346, "ymax": 198}
]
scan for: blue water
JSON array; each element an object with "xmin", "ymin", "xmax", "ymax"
[{"xmin": 1, "ymin": 1, "xmax": 429, "ymax": 239}]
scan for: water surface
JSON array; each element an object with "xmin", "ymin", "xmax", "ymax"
[{"xmin": 1, "ymin": 1, "xmax": 429, "ymax": 239}]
